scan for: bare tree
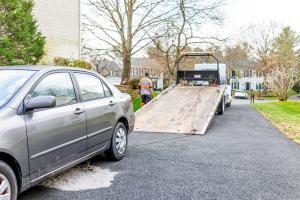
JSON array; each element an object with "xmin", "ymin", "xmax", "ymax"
[
  {"xmin": 224, "ymin": 42, "xmax": 251, "ymax": 68},
  {"xmin": 269, "ymin": 66, "xmax": 297, "ymax": 101},
  {"xmin": 268, "ymin": 26, "xmax": 300, "ymax": 101},
  {"xmin": 151, "ymin": 0, "xmax": 225, "ymax": 84},
  {"xmin": 249, "ymin": 22, "xmax": 278, "ymax": 92},
  {"xmin": 83, "ymin": 0, "xmax": 173, "ymax": 84}
]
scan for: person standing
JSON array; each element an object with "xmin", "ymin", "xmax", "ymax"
[{"xmin": 139, "ymin": 72, "xmax": 153, "ymax": 106}]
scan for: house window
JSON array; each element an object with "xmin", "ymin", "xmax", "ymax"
[
  {"xmin": 232, "ymin": 70, "xmax": 236, "ymax": 78},
  {"xmin": 256, "ymin": 70, "xmax": 262, "ymax": 77},
  {"xmin": 232, "ymin": 81, "xmax": 239, "ymax": 90},
  {"xmin": 256, "ymin": 83, "xmax": 263, "ymax": 90},
  {"xmin": 244, "ymin": 70, "xmax": 251, "ymax": 77}
]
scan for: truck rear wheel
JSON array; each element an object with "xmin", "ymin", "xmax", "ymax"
[{"xmin": 218, "ymin": 97, "xmax": 225, "ymax": 115}]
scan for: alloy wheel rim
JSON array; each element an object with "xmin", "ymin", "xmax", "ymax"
[
  {"xmin": 0, "ymin": 174, "xmax": 11, "ymax": 200},
  {"xmin": 116, "ymin": 127, "xmax": 127, "ymax": 155}
]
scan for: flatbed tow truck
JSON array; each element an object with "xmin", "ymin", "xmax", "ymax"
[{"xmin": 134, "ymin": 53, "xmax": 225, "ymax": 135}]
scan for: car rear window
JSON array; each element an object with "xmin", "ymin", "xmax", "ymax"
[{"xmin": 74, "ymin": 73, "xmax": 106, "ymax": 101}]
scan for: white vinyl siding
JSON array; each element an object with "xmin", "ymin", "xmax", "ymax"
[{"xmin": 33, "ymin": 0, "xmax": 81, "ymax": 64}]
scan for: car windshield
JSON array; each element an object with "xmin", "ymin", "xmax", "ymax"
[{"xmin": 0, "ymin": 70, "xmax": 36, "ymax": 108}]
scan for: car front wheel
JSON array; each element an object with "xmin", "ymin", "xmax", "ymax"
[
  {"xmin": 0, "ymin": 161, "xmax": 18, "ymax": 200},
  {"xmin": 105, "ymin": 122, "xmax": 128, "ymax": 161}
]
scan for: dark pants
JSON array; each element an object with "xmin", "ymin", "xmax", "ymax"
[{"xmin": 142, "ymin": 95, "xmax": 152, "ymax": 104}]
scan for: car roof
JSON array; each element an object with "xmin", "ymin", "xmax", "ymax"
[{"xmin": 0, "ymin": 65, "xmax": 92, "ymax": 73}]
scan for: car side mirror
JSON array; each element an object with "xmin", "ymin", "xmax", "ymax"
[{"xmin": 26, "ymin": 96, "xmax": 56, "ymax": 111}]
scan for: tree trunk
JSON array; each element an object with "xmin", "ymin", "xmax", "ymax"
[
  {"xmin": 121, "ymin": 0, "xmax": 133, "ymax": 85},
  {"xmin": 168, "ymin": 72, "xmax": 175, "ymax": 86},
  {"xmin": 121, "ymin": 52, "xmax": 131, "ymax": 85}
]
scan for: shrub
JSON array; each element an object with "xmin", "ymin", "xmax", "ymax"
[
  {"xmin": 53, "ymin": 57, "xmax": 70, "ymax": 66},
  {"xmin": 0, "ymin": 0, "xmax": 45, "ymax": 66},
  {"xmin": 72, "ymin": 60, "xmax": 92, "ymax": 70},
  {"xmin": 292, "ymin": 80, "xmax": 300, "ymax": 93},
  {"xmin": 128, "ymin": 77, "xmax": 141, "ymax": 89},
  {"xmin": 53, "ymin": 57, "xmax": 92, "ymax": 70}
]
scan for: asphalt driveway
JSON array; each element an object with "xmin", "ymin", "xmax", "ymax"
[{"xmin": 19, "ymin": 103, "xmax": 300, "ymax": 200}]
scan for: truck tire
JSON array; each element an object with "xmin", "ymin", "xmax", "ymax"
[
  {"xmin": 105, "ymin": 122, "xmax": 128, "ymax": 161},
  {"xmin": 0, "ymin": 161, "xmax": 18, "ymax": 200},
  {"xmin": 218, "ymin": 97, "xmax": 225, "ymax": 115}
]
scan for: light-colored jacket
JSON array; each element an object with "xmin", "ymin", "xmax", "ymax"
[{"xmin": 139, "ymin": 77, "xmax": 153, "ymax": 95}]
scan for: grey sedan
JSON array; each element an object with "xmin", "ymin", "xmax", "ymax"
[{"xmin": 0, "ymin": 66, "xmax": 135, "ymax": 200}]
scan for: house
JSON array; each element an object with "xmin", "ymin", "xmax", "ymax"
[
  {"xmin": 229, "ymin": 61, "xmax": 264, "ymax": 91},
  {"xmin": 32, "ymin": 0, "xmax": 81, "ymax": 64},
  {"xmin": 131, "ymin": 58, "xmax": 163, "ymax": 78},
  {"xmin": 102, "ymin": 57, "xmax": 163, "ymax": 85},
  {"xmin": 94, "ymin": 59, "xmax": 122, "ymax": 77}
]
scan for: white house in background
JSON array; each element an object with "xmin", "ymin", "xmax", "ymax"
[
  {"xmin": 32, "ymin": 0, "xmax": 81, "ymax": 64},
  {"xmin": 104, "ymin": 58, "xmax": 163, "ymax": 85},
  {"xmin": 131, "ymin": 58, "xmax": 163, "ymax": 78},
  {"xmin": 230, "ymin": 67, "xmax": 264, "ymax": 91}
]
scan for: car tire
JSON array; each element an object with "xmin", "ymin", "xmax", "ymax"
[
  {"xmin": 218, "ymin": 97, "xmax": 225, "ymax": 115},
  {"xmin": 0, "ymin": 161, "xmax": 18, "ymax": 200},
  {"xmin": 105, "ymin": 122, "xmax": 128, "ymax": 161}
]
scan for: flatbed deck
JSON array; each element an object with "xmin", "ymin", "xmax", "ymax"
[{"xmin": 134, "ymin": 86, "xmax": 224, "ymax": 135}]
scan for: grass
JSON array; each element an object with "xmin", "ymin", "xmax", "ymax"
[
  {"xmin": 133, "ymin": 98, "xmax": 142, "ymax": 112},
  {"xmin": 253, "ymin": 101, "xmax": 300, "ymax": 143},
  {"xmin": 116, "ymin": 85, "xmax": 160, "ymax": 112},
  {"xmin": 247, "ymin": 90, "xmax": 298, "ymax": 100},
  {"xmin": 133, "ymin": 91, "xmax": 160, "ymax": 112},
  {"xmin": 261, "ymin": 96, "xmax": 279, "ymax": 100}
]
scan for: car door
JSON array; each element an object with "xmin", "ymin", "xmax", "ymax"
[
  {"xmin": 73, "ymin": 72, "xmax": 117, "ymax": 154},
  {"xmin": 24, "ymin": 71, "xmax": 87, "ymax": 181}
]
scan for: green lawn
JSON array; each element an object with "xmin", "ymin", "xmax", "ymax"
[
  {"xmin": 248, "ymin": 90, "xmax": 298, "ymax": 100},
  {"xmin": 133, "ymin": 97, "xmax": 142, "ymax": 112},
  {"xmin": 253, "ymin": 101, "xmax": 300, "ymax": 143},
  {"xmin": 133, "ymin": 91, "xmax": 160, "ymax": 112}
]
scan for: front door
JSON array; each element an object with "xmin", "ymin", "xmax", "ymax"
[
  {"xmin": 74, "ymin": 72, "xmax": 116, "ymax": 153},
  {"xmin": 246, "ymin": 82, "xmax": 251, "ymax": 90},
  {"xmin": 25, "ymin": 72, "xmax": 86, "ymax": 181}
]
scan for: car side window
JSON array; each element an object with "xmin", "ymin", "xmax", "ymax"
[
  {"xmin": 102, "ymin": 82, "xmax": 112, "ymax": 97},
  {"xmin": 31, "ymin": 73, "xmax": 76, "ymax": 106},
  {"xmin": 74, "ymin": 73, "xmax": 105, "ymax": 101}
]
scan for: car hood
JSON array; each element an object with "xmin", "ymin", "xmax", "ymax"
[{"xmin": 0, "ymin": 107, "xmax": 17, "ymax": 121}]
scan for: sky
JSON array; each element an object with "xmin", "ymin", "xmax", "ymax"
[
  {"xmin": 82, "ymin": 0, "xmax": 300, "ymax": 55},
  {"xmin": 220, "ymin": 0, "xmax": 300, "ymax": 40}
]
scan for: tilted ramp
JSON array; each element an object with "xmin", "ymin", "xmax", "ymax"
[{"xmin": 134, "ymin": 86, "xmax": 224, "ymax": 135}]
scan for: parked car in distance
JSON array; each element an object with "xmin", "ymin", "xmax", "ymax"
[
  {"xmin": 0, "ymin": 66, "xmax": 135, "ymax": 200},
  {"xmin": 223, "ymin": 85, "xmax": 232, "ymax": 107},
  {"xmin": 234, "ymin": 90, "xmax": 248, "ymax": 99}
]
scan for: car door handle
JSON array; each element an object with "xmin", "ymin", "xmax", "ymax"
[
  {"xmin": 109, "ymin": 101, "xmax": 116, "ymax": 106},
  {"xmin": 74, "ymin": 108, "xmax": 84, "ymax": 115}
]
